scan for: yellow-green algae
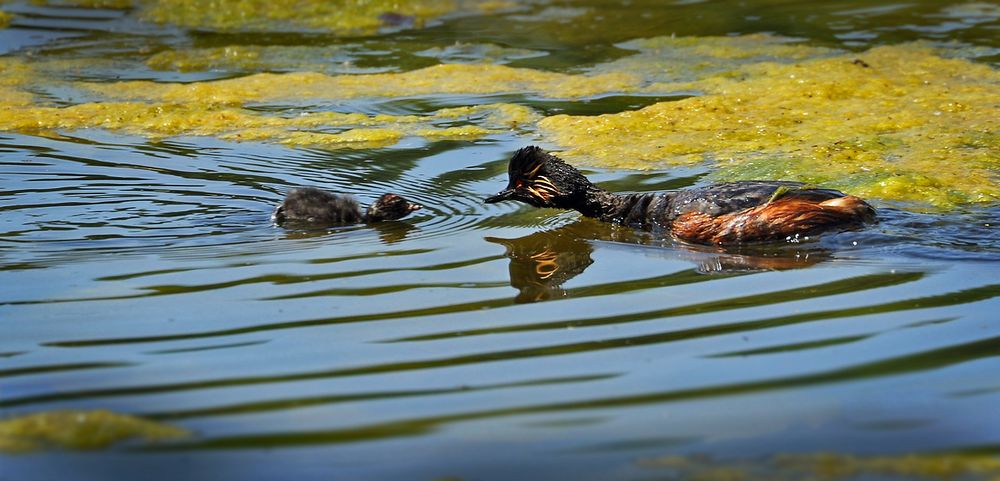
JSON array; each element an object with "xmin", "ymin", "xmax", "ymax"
[
  {"xmin": 145, "ymin": 44, "xmax": 397, "ymax": 74},
  {"xmin": 146, "ymin": 45, "xmax": 319, "ymax": 73},
  {"xmin": 0, "ymin": 56, "xmax": 539, "ymax": 145},
  {"xmin": 0, "ymin": 10, "xmax": 12, "ymax": 28},
  {"xmin": 0, "ymin": 58, "xmax": 538, "ymax": 148},
  {"xmin": 0, "ymin": 409, "xmax": 189, "ymax": 452},
  {"xmin": 141, "ymin": 0, "xmax": 516, "ymax": 35},
  {"xmin": 29, "ymin": 0, "xmax": 134, "ymax": 7},
  {"xmin": 2, "ymin": 35, "xmax": 999, "ymax": 208},
  {"xmin": 85, "ymin": 64, "xmax": 640, "ymax": 104},
  {"xmin": 0, "ymin": 58, "xmax": 36, "ymax": 107},
  {"xmin": 640, "ymin": 453, "xmax": 1000, "ymax": 481},
  {"xmin": 593, "ymin": 33, "xmax": 841, "ymax": 86},
  {"xmin": 146, "ymin": 42, "xmax": 544, "ymax": 74},
  {"xmin": 26, "ymin": 0, "xmax": 517, "ymax": 34},
  {"xmin": 540, "ymin": 42, "xmax": 1000, "ymax": 208}
]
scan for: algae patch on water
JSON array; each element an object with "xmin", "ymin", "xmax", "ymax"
[
  {"xmin": 145, "ymin": 42, "xmax": 545, "ymax": 75},
  {"xmin": 25, "ymin": 0, "xmax": 517, "ymax": 35},
  {"xmin": 140, "ymin": 0, "xmax": 515, "ymax": 35},
  {"xmin": 1, "ymin": 56, "xmax": 539, "ymax": 145},
  {"xmin": 29, "ymin": 0, "xmax": 134, "ymax": 8},
  {"xmin": 640, "ymin": 452, "xmax": 1000, "ymax": 481},
  {"xmin": 591, "ymin": 33, "xmax": 841, "ymax": 87},
  {"xmin": 145, "ymin": 45, "xmax": 380, "ymax": 74},
  {"xmin": 540, "ymin": 41, "xmax": 1000, "ymax": 208},
  {"xmin": 1, "ymin": 33, "xmax": 998, "ymax": 208},
  {"xmin": 0, "ymin": 409, "xmax": 189, "ymax": 452},
  {"xmin": 85, "ymin": 64, "xmax": 640, "ymax": 104},
  {"xmin": 0, "ymin": 59, "xmax": 538, "ymax": 148},
  {"xmin": 144, "ymin": 44, "xmax": 408, "ymax": 76},
  {"xmin": 3, "ymin": 101, "xmax": 536, "ymax": 147}
]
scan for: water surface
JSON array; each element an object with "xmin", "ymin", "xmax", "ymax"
[{"xmin": 1, "ymin": 1, "xmax": 999, "ymax": 480}]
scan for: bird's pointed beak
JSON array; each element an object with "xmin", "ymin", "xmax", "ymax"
[
  {"xmin": 407, "ymin": 203, "xmax": 423, "ymax": 212},
  {"xmin": 485, "ymin": 188, "xmax": 515, "ymax": 204}
]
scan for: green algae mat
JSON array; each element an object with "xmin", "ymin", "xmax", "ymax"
[{"xmin": 2, "ymin": 30, "xmax": 997, "ymax": 208}]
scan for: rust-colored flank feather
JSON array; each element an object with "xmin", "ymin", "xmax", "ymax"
[{"xmin": 670, "ymin": 195, "xmax": 874, "ymax": 244}]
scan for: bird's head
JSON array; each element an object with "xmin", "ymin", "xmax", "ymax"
[
  {"xmin": 365, "ymin": 193, "xmax": 422, "ymax": 222},
  {"xmin": 485, "ymin": 146, "xmax": 592, "ymax": 209}
]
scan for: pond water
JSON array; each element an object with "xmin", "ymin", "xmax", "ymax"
[{"xmin": 1, "ymin": 1, "xmax": 999, "ymax": 480}]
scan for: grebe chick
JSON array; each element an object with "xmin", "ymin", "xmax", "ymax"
[
  {"xmin": 274, "ymin": 188, "xmax": 422, "ymax": 226},
  {"xmin": 485, "ymin": 146, "xmax": 876, "ymax": 245}
]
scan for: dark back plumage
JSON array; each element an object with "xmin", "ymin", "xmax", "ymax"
[
  {"xmin": 274, "ymin": 188, "xmax": 364, "ymax": 225},
  {"xmin": 666, "ymin": 181, "xmax": 847, "ymax": 218}
]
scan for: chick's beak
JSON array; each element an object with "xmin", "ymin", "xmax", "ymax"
[
  {"xmin": 407, "ymin": 203, "xmax": 423, "ymax": 212},
  {"xmin": 485, "ymin": 188, "xmax": 515, "ymax": 204}
]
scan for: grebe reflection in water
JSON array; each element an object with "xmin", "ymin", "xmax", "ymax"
[{"xmin": 487, "ymin": 220, "xmax": 830, "ymax": 303}]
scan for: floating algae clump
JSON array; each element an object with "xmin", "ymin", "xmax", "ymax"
[
  {"xmin": 0, "ymin": 10, "xmax": 12, "ymax": 28},
  {"xmin": 146, "ymin": 42, "xmax": 545, "ymax": 74},
  {"xmin": 278, "ymin": 128, "xmax": 404, "ymax": 149},
  {"xmin": 0, "ymin": 58, "xmax": 40, "ymax": 107},
  {"xmin": 591, "ymin": 33, "xmax": 841, "ymax": 86},
  {"xmin": 145, "ymin": 45, "xmax": 392, "ymax": 74},
  {"xmin": 147, "ymin": 45, "xmax": 304, "ymax": 73},
  {"xmin": 140, "ymin": 0, "xmax": 511, "ymax": 35},
  {"xmin": 3, "ymin": 33, "xmax": 999, "ymax": 209},
  {"xmin": 540, "ymin": 42, "xmax": 1000, "ymax": 208},
  {"xmin": 28, "ymin": 0, "xmax": 515, "ymax": 34},
  {"xmin": 26, "ymin": 0, "xmax": 134, "ymax": 7},
  {"xmin": 640, "ymin": 452, "xmax": 1000, "ymax": 481},
  {"xmin": 0, "ymin": 85, "xmax": 538, "ymax": 147},
  {"xmin": 0, "ymin": 55, "xmax": 541, "ymax": 144},
  {"xmin": 0, "ymin": 409, "xmax": 189, "ymax": 452},
  {"xmin": 85, "ymin": 64, "xmax": 640, "ymax": 104}
]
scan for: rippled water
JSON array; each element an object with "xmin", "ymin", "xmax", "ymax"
[{"xmin": 2, "ymin": 1, "xmax": 999, "ymax": 480}]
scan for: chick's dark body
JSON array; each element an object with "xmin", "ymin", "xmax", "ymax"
[
  {"xmin": 274, "ymin": 187, "xmax": 422, "ymax": 226},
  {"xmin": 274, "ymin": 188, "xmax": 365, "ymax": 225}
]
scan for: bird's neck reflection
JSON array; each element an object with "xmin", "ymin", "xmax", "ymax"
[
  {"xmin": 487, "ymin": 220, "xmax": 831, "ymax": 303},
  {"xmin": 487, "ymin": 225, "xmax": 595, "ymax": 303}
]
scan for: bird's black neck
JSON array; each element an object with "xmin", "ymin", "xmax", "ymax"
[{"xmin": 573, "ymin": 186, "xmax": 673, "ymax": 229}]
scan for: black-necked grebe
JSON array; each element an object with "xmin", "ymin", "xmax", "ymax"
[
  {"xmin": 274, "ymin": 188, "xmax": 422, "ymax": 226},
  {"xmin": 485, "ymin": 146, "xmax": 876, "ymax": 244}
]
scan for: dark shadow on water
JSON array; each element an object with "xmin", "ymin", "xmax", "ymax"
[{"xmin": 279, "ymin": 219, "xmax": 420, "ymax": 244}]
